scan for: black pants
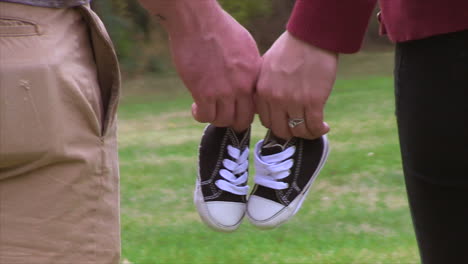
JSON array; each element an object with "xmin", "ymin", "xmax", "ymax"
[{"xmin": 395, "ymin": 30, "xmax": 468, "ymax": 263}]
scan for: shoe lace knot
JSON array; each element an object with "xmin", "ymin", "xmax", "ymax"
[
  {"xmin": 216, "ymin": 145, "xmax": 249, "ymax": 195},
  {"xmin": 254, "ymin": 140, "xmax": 296, "ymax": 190}
]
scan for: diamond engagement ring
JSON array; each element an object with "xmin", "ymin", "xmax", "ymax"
[{"xmin": 288, "ymin": 118, "xmax": 305, "ymax": 128}]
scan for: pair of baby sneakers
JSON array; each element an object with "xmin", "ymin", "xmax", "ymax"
[{"xmin": 194, "ymin": 125, "xmax": 329, "ymax": 232}]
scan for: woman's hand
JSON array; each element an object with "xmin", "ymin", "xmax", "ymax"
[{"xmin": 256, "ymin": 32, "xmax": 338, "ymax": 139}]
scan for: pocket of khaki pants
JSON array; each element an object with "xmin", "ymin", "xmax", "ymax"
[
  {"xmin": 0, "ymin": 17, "xmax": 41, "ymax": 37},
  {"xmin": 78, "ymin": 6, "xmax": 121, "ymax": 138}
]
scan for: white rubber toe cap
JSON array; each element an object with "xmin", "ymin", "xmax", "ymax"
[
  {"xmin": 205, "ymin": 201, "xmax": 246, "ymax": 227},
  {"xmin": 247, "ymin": 195, "xmax": 285, "ymax": 222}
]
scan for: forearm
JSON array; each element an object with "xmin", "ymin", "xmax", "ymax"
[
  {"xmin": 139, "ymin": 0, "xmax": 261, "ymax": 131},
  {"xmin": 138, "ymin": 0, "xmax": 223, "ymax": 35}
]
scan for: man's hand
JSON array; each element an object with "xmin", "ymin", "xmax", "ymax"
[
  {"xmin": 139, "ymin": 0, "xmax": 261, "ymax": 132},
  {"xmin": 256, "ymin": 32, "xmax": 338, "ymax": 139}
]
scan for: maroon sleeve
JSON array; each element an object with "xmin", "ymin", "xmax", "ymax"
[{"xmin": 287, "ymin": 0, "xmax": 377, "ymax": 54}]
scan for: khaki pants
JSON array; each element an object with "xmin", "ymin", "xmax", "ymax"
[{"xmin": 0, "ymin": 2, "xmax": 121, "ymax": 263}]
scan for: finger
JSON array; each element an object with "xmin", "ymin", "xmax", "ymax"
[
  {"xmin": 232, "ymin": 96, "xmax": 254, "ymax": 133},
  {"xmin": 269, "ymin": 103, "xmax": 292, "ymax": 140},
  {"xmin": 192, "ymin": 101, "xmax": 216, "ymax": 123},
  {"xmin": 254, "ymin": 94, "xmax": 271, "ymax": 128},
  {"xmin": 213, "ymin": 99, "xmax": 235, "ymax": 127},
  {"xmin": 287, "ymin": 106, "xmax": 310, "ymax": 139},
  {"xmin": 304, "ymin": 106, "xmax": 330, "ymax": 139}
]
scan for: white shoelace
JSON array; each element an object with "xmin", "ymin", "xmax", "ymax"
[
  {"xmin": 254, "ymin": 140, "xmax": 296, "ymax": 190},
  {"xmin": 215, "ymin": 145, "xmax": 249, "ymax": 195}
]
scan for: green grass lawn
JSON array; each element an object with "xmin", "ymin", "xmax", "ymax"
[{"xmin": 118, "ymin": 52, "xmax": 419, "ymax": 264}]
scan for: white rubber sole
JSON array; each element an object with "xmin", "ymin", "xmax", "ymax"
[
  {"xmin": 247, "ymin": 135, "xmax": 330, "ymax": 229},
  {"xmin": 193, "ymin": 180, "xmax": 245, "ymax": 232}
]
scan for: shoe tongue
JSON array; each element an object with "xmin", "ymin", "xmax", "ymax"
[
  {"xmin": 228, "ymin": 128, "xmax": 250, "ymax": 148},
  {"xmin": 261, "ymin": 131, "xmax": 290, "ymax": 156},
  {"xmin": 234, "ymin": 130, "xmax": 248, "ymax": 142}
]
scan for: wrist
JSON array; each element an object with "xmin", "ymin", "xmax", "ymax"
[
  {"xmin": 285, "ymin": 31, "xmax": 338, "ymax": 59},
  {"xmin": 141, "ymin": 0, "xmax": 223, "ymax": 36}
]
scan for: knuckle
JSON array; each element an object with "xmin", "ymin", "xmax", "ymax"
[
  {"xmin": 236, "ymin": 83, "xmax": 253, "ymax": 96},
  {"xmin": 267, "ymin": 90, "xmax": 284, "ymax": 104},
  {"xmin": 200, "ymin": 92, "xmax": 217, "ymax": 103},
  {"xmin": 291, "ymin": 93, "xmax": 307, "ymax": 105},
  {"xmin": 289, "ymin": 93, "xmax": 314, "ymax": 106},
  {"xmin": 202, "ymin": 88, "xmax": 234, "ymax": 102},
  {"xmin": 216, "ymin": 89, "xmax": 233, "ymax": 100}
]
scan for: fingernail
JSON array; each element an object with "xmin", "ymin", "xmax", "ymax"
[
  {"xmin": 323, "ymin": 122, "xmax": 331, "ymax": 133},
  {"xmin": 191, "ymin": 103, "xmax": 198, "ymax": 118}
]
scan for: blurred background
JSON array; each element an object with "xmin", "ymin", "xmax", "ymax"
[
  {"xmin": 91, "ymin": 1, "xmax": 418, "ymax": 263},
  {"xmin": 91, "ymin": 0, "xmax": 392, "ymax": 76}
]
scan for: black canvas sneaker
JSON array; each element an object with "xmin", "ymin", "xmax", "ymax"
[
  {"xmin": 194, "ymin": 125, "xmax": 250, "ymax": 232},
  {"xmin": 247, "ymin": 130, "xmax": 329, "ymax": 229}
]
